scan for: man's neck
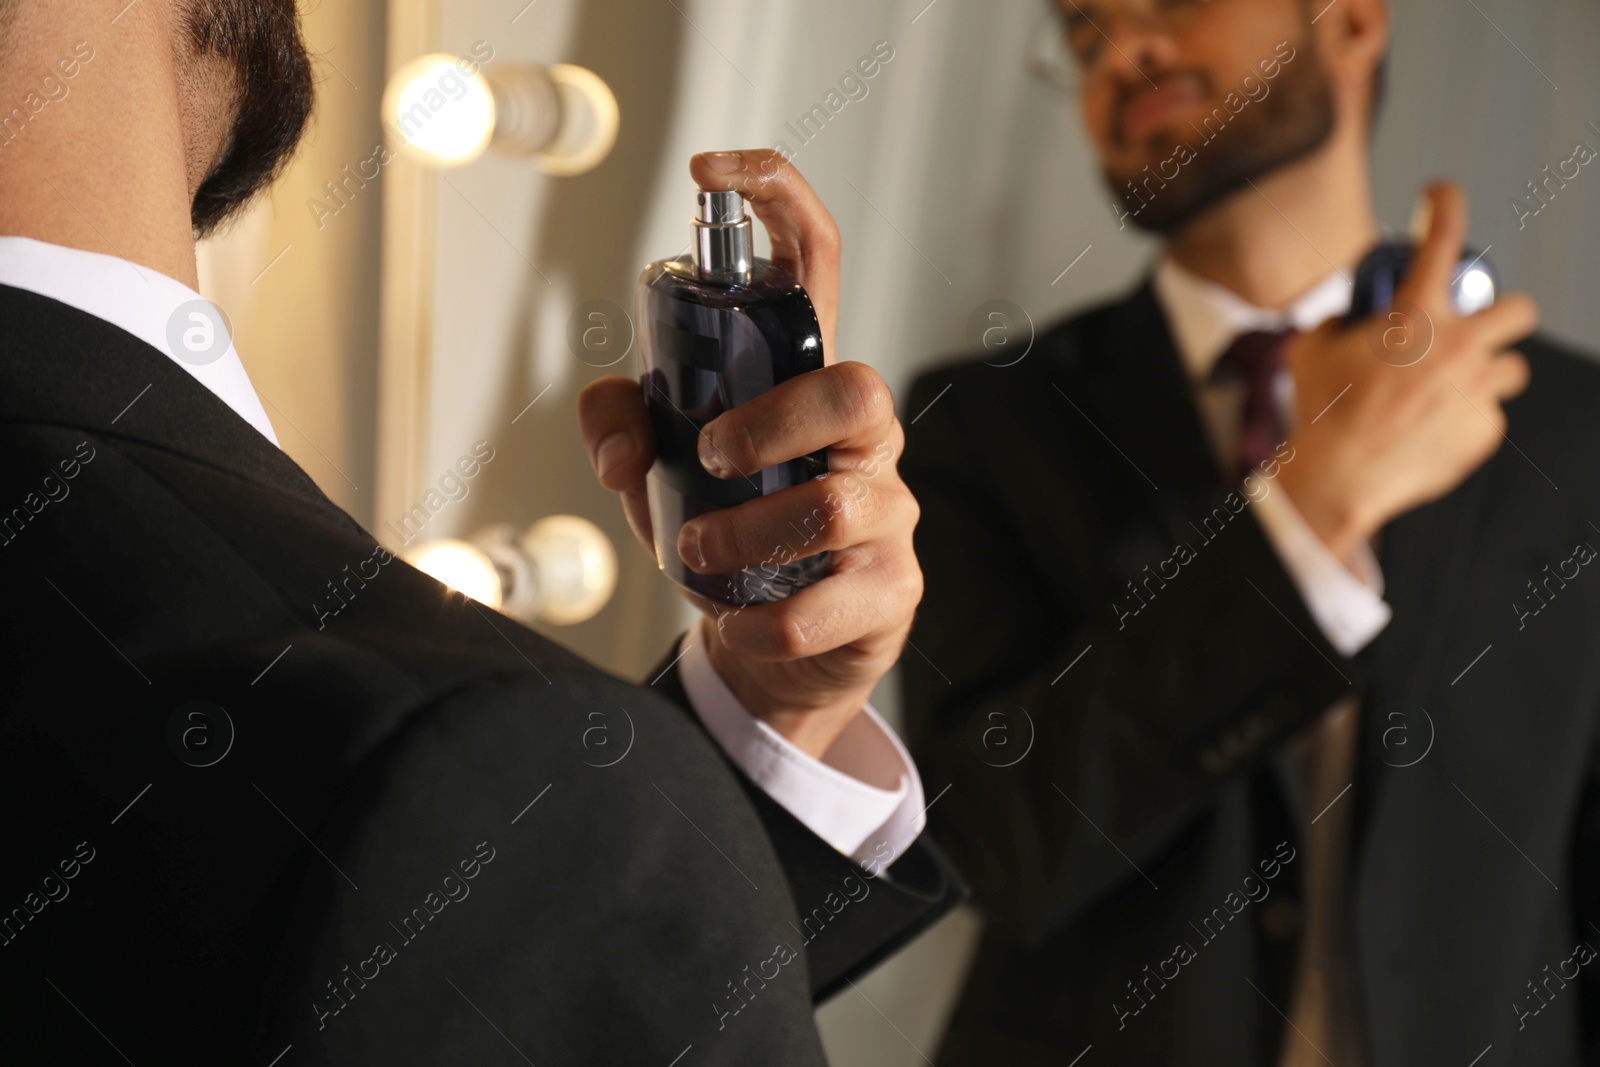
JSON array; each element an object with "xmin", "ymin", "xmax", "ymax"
[
  {"xmin": 0, "ymin": 2, "xmax": 200, "ymax": 288},
  {"xmin": 1162, "ymin": 132, "xmax": 1381, "ymax": 311}
]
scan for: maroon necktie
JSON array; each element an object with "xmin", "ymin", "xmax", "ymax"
[{"xmin": 1210, "ymin": 328, "xmax": 1291, "ymax": 484}]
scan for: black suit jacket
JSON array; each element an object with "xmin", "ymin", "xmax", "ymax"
[
  {"xmin": 902, "ymin": 280, "xmax": 1600, "ymax": 1066},
  {"xmin": 0, "ymin": 283, "xmax": 962, "ymax": 1064}
]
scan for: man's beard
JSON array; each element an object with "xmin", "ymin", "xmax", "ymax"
[
  {"xmin": 1101, "ymin": 51, "xmax": 1335, "ymax": 236},
  {"xmin": 185, "ymin": 0, "xmax": 315, "ymax": 237}
]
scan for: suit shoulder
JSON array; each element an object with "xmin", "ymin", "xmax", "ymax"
[
  {"xmin": 903, "ymin": 285, "xmax": 1144, "ymax": 410},
  {"xmin": 1485, "ymin": 332, "xmax": 1600, "ymax": 499},
  {"xmin": 369, "ymin": 665, "xmax": 716, "ymax": 794},
  {"xmin": 1520, "ymin": 332, "xmax": 1600, "ymax": 406}
]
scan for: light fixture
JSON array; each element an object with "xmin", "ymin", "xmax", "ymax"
[
  {"xmin": 400, "ymin": 515, "xmax": 618, "ymax": 625},
  {"xmin": 382, "ymin": 53, "xmax": 619, "ymax": 173},
  {"xmin": 401, "ymin": 538, "xmax": 504, "ymax": 609}
]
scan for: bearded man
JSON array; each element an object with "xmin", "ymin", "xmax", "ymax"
[
  {"xmin": 901, "ymin": 0, "xmax": 1600, "ymax": 1063},
  {"xmin": 0, "ymin": 2, "xmax": 959, "ymax": 1063}
]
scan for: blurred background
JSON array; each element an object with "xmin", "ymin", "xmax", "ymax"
[{"xmin": 196, "ymin": 0, "xmax": 1600, "ymax": 1061}]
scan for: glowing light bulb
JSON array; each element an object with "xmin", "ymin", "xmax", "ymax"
[
  {"xmin": 519, "ymin": 515, "xmax": 618, "ymax": 625},
  {"xmin": 402, "ymin": 539, "xmax": 503, "ymax": 608},
  {"xmin": 534, "ymin": 64, "xmax": 619, "ymax": 177},
  {"xmin": 383, "ymin": 53, "xmax": 497, "ymax": 166},
  {"xmin": 382, "ymin": 55, "xmax": 617, "ymax": 174}
]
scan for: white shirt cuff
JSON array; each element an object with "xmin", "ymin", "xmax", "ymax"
[
  {"xmin": 1251, "ymin": 485, "xmax": 1392, "ymax": 656},
  {"xmin": 674, "ymin": 632, "xmax": 926, "ymax": 869}
]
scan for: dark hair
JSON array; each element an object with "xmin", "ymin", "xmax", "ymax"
[{"xmin": 186, "ymin": 0, "xmax": 316, "ymax": 236}]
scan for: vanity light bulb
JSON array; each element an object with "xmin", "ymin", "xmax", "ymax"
[
  {"xmin": 518, "ymin": 515, "xmax": 618, "ymax": 625},
  {"xmin": 382, "ymin": 55, "xmax": 618, "ymax": 174},
  {"xmin": 402, "ymin": 539, "xmax": 503, "ymax": 609},
  {"xmin": 383, "ymin": 53, "xmax": 497, "ymax": 167}
]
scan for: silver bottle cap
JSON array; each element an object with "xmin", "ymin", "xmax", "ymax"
[{"xmin": 693, "ymin": 189, "xmax": 753, "ymax": 283}]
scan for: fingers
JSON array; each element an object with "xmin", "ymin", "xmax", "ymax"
[
  {"xmin": 577, "ymin": 376, "xmax": 656, "ymax": 548},
  {"xmin": 1463, "ymin": 291, "xmax": 1540, "ymax": 351},
  {"xmin": 698, "ymin": 361, "xmax": 895, "ymax": 479},
  {"xmin": 678, "ymin": 471, "xmax": 916, "ymax": 575},
  {"xmin": 578, "ymin": 376, "xmax": 654, "ymax": 490},
  {"xmin": 709, "ymin": 548, "xmax": 921, "ymax": 662},
  {"xmin": 1284, "ymin": 318, "xmax": 1340, "ymax": 371},
  {"xmin": 689, "ymin": 149, "xmax": 840, "ymax": 356},
  {"xmin": 1397, "ymin": 181, "xmax": 1467, "ymax": 311},
  {"xmin": 1480, "ymin": 349, "xmax": 1532, "ymax": 402}
]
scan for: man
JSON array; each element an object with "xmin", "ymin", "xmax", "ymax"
[
  {"xmin": 903, "ymin": 0, "xmax": 1599, "ymax": 1063},
  {"xmin": 0, "ymin": 1, "xmax": 958, "ymax": 1063}
]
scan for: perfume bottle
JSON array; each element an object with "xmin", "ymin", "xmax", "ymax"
[{"xmin": 638, "ymin": 188, "xmax": 830, "ymax": 606}]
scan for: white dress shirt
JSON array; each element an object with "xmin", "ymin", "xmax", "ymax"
[
  {"xmin": 0, "ymin": 236, "xmax": 280, "ymax": 447},
  {"xmin": 1151, "ymin": 256, "xmax": 1392, "ymax": 654},
  {"xmin": 0, "ymin": 234, "xmax": 923, "ymax": 869},
  {"xmin": 677, "ymin": 624, "xmax": 922, "ymax": 867}
]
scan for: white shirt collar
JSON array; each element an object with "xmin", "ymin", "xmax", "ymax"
[
  {"xmin": 1151, "ymin": 254, "xmax": 1352, "ymax": 382},
  {"xmin": 0, "ymin": 236, "xmax": 279, "ymax": 446}
]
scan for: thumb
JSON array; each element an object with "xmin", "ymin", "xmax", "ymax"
[{"xmin": 1395, "ymin": 181, "xmax": 1467, "ymax": 312}]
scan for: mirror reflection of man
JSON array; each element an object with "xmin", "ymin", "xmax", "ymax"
[{"xmin": 902, "ymin": 0, "xmax": 1600, "ymax": 1063}]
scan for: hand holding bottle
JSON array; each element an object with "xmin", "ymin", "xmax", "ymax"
[
  {"xmin": 1276, "ymin": 182, "xmax": 1537, "ymax": 561},
  {"xmin": 580, "ymin": 150, "xmax": 922, "ymax": 759}
]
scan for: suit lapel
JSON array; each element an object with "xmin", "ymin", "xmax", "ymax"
[
  {"xmin": 1063, "ymin": 281, "xmax": 1235, "ymax": 534},
  {"xmin": 1062, "ymin": 281, "xmax": 1503, "ymax": 869},
  {"xmin": 1350, "ymin": 437, "xmax": 1500, "ymax": 859},
  {"xmin": 1369, "ymin": 488, "xmax": 1497, "ymax": 702}
]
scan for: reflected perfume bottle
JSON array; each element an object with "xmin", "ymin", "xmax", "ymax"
[{"xmin": 638, "ymin": 188, "xmax": 830, "ymax": 606}]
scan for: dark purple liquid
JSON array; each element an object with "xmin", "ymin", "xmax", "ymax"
[{"xmin": 639, "ymin": 256, "xmax": 830, "ymax": 606}]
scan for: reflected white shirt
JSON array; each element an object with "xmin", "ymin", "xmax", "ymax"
[
  {"xmin": 1151, "ymin": 256, "xmax": 1392, "ymax": 655},
  {"xmin": 0, "ymin": 235, "xmax": 923, "ymax": 868}
]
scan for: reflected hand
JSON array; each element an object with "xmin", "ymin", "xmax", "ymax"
[{"xmin": 1277, "ymin": 181, "xmax": 1537, "ymax": 561}]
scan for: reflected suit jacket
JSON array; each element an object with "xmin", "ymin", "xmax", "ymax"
[
  {"xmin": 902, "ymin": 279, "xmax": 1600, "ymax": 1066},
  {"xmin": 0, "ymin": 284, "xmax": 962, "ymax": 1064}
]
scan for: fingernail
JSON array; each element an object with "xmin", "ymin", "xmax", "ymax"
[
  {"xmin": 698, "ymin": 431, "xmax": 732, "ymax": 478},
  {"xmin": 701, "ymin": 151, "xmax": 743, "ymax": 174},
  {"xmin": 596, "ymin": 432, "xmax": 634, "ymax": 483},
  {"xmin": 679, "ymin": 524, "xmax": 707, "ymax": 570}
]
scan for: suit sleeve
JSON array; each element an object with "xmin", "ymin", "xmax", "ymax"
[
  {"xmin": 256, "ymin": 669, "xmax": 841, "ymax": 1065},
  {"xmin": 899, "ymin": 372, "xmax": 1359, "ymax": 943},
  {"xmin": 649, "ymin": 650, "xmax": 966, "ymax": 1001},
  {"xmin": 1572, "ymin": 727, "xmax": 1600, "ymax": 1060}
]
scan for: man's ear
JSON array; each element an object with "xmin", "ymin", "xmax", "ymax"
[{"xmin": 1312, "ymin": 0, "xmax": 1390, "ymax": 120}]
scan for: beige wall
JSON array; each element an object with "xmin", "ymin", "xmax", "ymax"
[{"xmin": 196, "ymin": 0, "xmax": 389, "ymax": 528}]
